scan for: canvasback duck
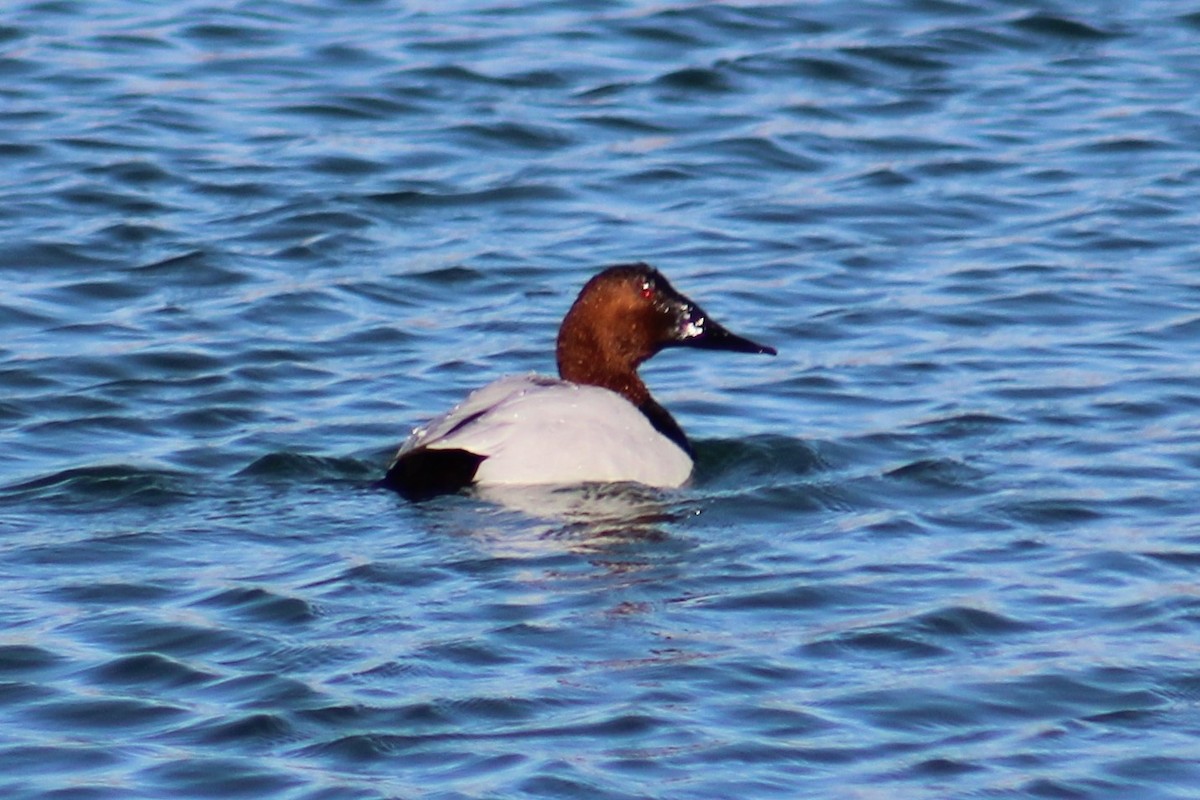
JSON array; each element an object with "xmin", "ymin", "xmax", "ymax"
[{"xmin": 383, "ymin": 263, "xmax": 775, "ymax": 498}]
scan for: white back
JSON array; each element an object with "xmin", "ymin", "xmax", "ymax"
[{"xmin": 398, "ymin": 374, "xmax": 692, "ymax": 488}]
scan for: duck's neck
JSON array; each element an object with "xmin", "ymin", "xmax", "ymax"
[
  {"xmin": 557, "ymin": 349, "xmax": 651, "ymax": 407},
  {"xmin": 556, "ymin": 334, "xmax": 693, "ymax": 457}
]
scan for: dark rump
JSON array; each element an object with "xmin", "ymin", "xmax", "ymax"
[{"xmin": 381, "ymin": 447, "xmax": 486, "ymax": 501}]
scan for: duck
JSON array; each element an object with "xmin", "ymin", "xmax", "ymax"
[{"xmin": 383, "ymin": 263, "xmax": 776, "ymax": 499}]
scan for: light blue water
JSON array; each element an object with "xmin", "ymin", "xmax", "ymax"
[{"xmin": 3, "ymin": 1, "xmax": 1200, "ymax": 798}]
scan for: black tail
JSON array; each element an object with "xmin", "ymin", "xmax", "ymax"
[{"xmin": 381, "ymin": 447, "xmax": 486, "ymax": 501}]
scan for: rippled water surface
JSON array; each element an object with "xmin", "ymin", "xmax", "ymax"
[{"xmin": 4, "ymin": 1, "xmax": 1200, "ymax": 797}]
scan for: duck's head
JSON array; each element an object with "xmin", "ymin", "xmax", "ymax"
[{"xmin": 555, "ymin": 263, "xmax": 776, "ymax": 393}]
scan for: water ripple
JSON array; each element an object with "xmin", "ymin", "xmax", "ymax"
[{"xmin": 3, "ymin": 0, "xmax": 1200, "ymax": 798}]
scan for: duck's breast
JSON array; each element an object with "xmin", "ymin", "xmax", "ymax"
[{"xmin": 400, "ymin": 374, "xmax": 692, "ymax": 488}]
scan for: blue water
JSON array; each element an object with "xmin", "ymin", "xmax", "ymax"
[{"xmin": 3, "ymin": 1, "xmax": 1200, "ymax": 797}]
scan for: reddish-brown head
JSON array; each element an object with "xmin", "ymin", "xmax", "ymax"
[{"xmin": 555, "ymin": 263, "xmax": 775, "ymax": 404}]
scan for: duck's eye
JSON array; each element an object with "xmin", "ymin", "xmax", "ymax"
[{"xmin": 640, "ymin": 281, "xmax": 654, "ymax": 300}]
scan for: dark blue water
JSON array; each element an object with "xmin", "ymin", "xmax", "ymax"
[{"xmin": 3, "ymin": 1, "xmax": 1200, "ymax": 797}]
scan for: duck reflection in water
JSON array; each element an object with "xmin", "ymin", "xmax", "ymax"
[{"xmin": 451, "ymin": 480, "xmax": 688, "ymax": 559}]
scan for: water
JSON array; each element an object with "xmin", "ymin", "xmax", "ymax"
[{"xmin": 3, "ymin": 0, "xmax": 1200, "ymax": 797}]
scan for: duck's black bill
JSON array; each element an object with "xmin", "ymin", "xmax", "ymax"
[{"xmin": 670, "ymin": 302, "xmax": 777, "ymax": 355}]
